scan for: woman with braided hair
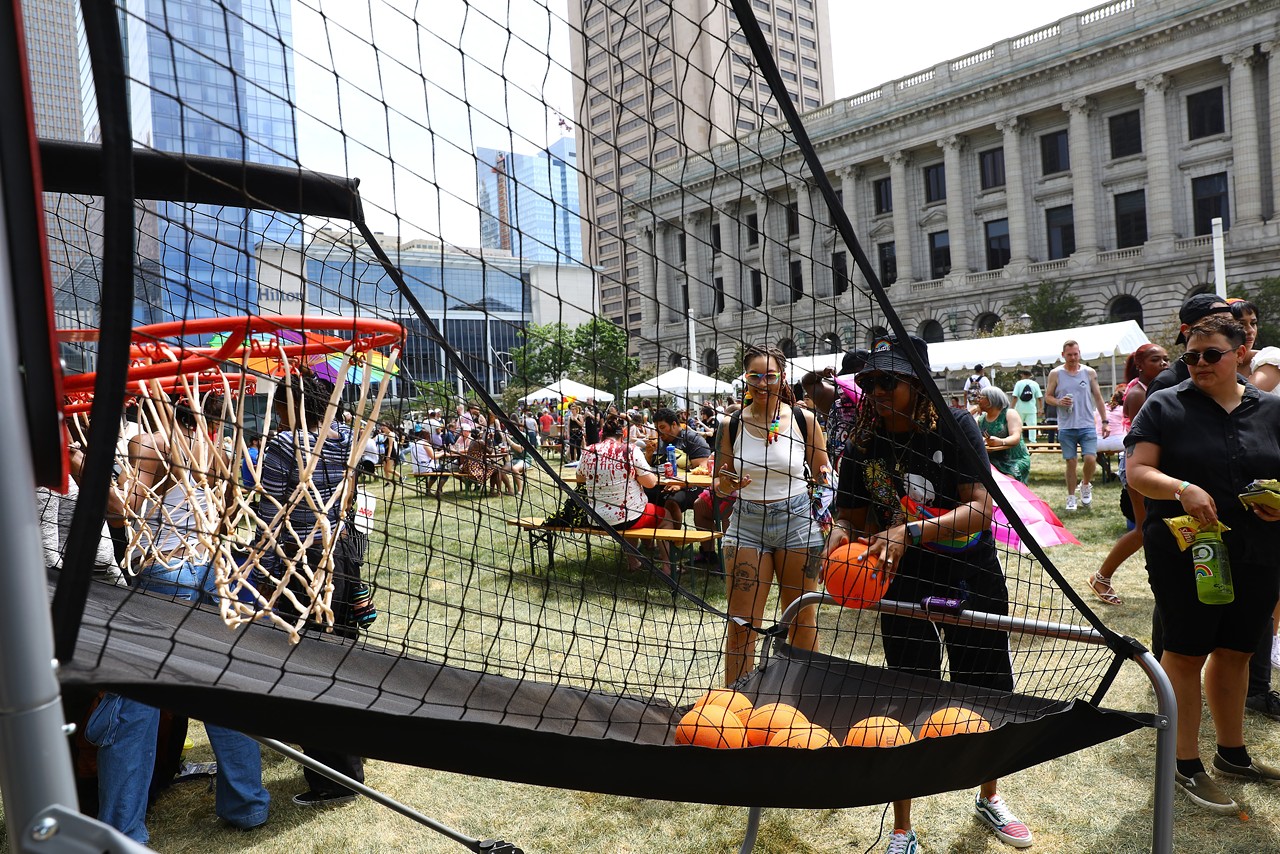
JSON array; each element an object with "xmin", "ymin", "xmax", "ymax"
[
  {"xmin": 830, "ymin": 334, "xmax": 1030, "ymax": 853},
  {"xmin": 714, "ymin": 344, "xmax": 829, "ymax": 685}
]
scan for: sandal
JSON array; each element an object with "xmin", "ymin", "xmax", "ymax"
[{"xmin": 1089, "ymin": 572, "xmax": 1122, "ymax": 606}]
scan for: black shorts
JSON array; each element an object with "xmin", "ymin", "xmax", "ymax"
[
  {"xmin": 357, "ymin": 459, "xmax": 375, "ymax": 474},
  {"xmin": 1148, "ymin": 555, "xmax": 1278, "ymax": 656},
  {"xmin": 647, "ymin": 485, "xmax": 700, "ymax": 514}
]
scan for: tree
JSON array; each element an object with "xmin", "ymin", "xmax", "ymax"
[
  {"xmin": 509, "ymin": 321, "xmax": 574, "ymax": 386},
  {"xmin": 570, "ymin": 318, "xmax": 639, "ymax": 397},
  {"xmin": 1007, "ymin": 280, "xmax": 1090, "ymax": 333},
  {"xmin": 1232, "ymin": 277, "xmax": 1280, "ymax": 349}
]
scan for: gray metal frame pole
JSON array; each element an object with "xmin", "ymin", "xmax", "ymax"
[
  {"xmin": 770, "ymin": 593, "xmax": 1175, "ymax": 854},
  {"xmin": 0, "ymin": 175, "xmax": 82, "ymax": 842}
]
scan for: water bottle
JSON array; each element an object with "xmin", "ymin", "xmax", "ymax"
[
  {"xmin": 665, "ymin": 443, "xmax": 677, "ymax": 478},
  {"xmin": 1191, "ymin": 530, "xmax": 1234, "ymax": 605}
]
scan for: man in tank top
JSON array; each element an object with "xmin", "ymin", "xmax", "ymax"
[{"xmin": 1044, "ymin": 339, "xmax": 1109, "ymax": 512}]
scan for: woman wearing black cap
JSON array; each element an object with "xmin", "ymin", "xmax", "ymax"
[{"xmin": 830, "ymin": 334, "xmax": 1031, "ymax": 852}]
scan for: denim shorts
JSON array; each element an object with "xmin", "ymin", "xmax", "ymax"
[
  {"xmin": 724, "ymin": 492, "xmax": 824, "ymax": 554},
  {"xmin": 139, "ymin": 558, "xmax": 215, "ymax": 604},
  {"xmin": 1057, "ymin": 427, "xmax": 1097, "ymax": 460}
]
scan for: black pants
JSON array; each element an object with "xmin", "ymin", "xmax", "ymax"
[{"xmin": 1152, "ymin": 607, "xmax": 1273, "ymax": 696}]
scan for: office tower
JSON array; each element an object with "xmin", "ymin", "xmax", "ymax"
[
  {"xmin": 477, "ymin": 137, "xmax": 584, "ymax": 267},
  {"xmin": 566, "ymin": 0, "xmax": 834, "ymax": 347}
]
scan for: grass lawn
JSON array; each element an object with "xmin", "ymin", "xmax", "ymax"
[{"xmin": 6, "ymin": 456, "xmax": 1280, "ymax": 853}]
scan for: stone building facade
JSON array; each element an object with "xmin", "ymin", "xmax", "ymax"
[{"xmin": 630, "ymin": 0, "xmax": 1280, "ymax": 372}]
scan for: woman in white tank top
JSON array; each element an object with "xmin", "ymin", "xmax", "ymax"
[{"xmin": 714, "ymin": 344, "xmax": 829, "ymax": 685}]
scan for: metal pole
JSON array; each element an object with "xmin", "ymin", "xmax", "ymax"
[
  {"xmin": 1211, "ymin": 217, "xmax": 1226, "ymax": 299},
  {"xmin": 0, "ymin": 176, "xmax": 81, "ymax": 846},
  {"xmin": 1134, "ymin": 650, "xmax": 1177, "ymax": 854},
  {"xmin": 738, "ymin": 806, "xmax": 762, "ymax": 854}
]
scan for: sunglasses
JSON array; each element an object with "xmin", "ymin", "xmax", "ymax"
[
  {"xmin": 1178, "ymin": 347, "xmax": 1234, "ymax": 366},
  {"xmin": 856, "ymin": 373, "xmax": 902, "ymax": 393},
  {"xmin": 743, "ymin": 371, "xmax": 783, "ymax": 385}
]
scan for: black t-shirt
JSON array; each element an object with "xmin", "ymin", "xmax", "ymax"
[
  {"xmin": 1125, "ymin": 379, "xmax": 1280, "ymax": 569},
  {"xmin": 652, "ymin": 427, "xmax": 711, "ymax": 467},
  {"xmin": 837, "ymin": 408, "xmax": 1000, "ymax": 585},
  {"xmin": 1145, "ymin": 360, "xmax": 1189, "ymax": 398},
  {"xmin": 584, "ymin": 413, "xmax": 600, "ymax": 445}
]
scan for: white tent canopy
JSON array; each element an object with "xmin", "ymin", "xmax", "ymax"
[
  {"xmin": 625, "ymin": 367, "xmax": 736, "ymax": 398},
  {"xmin": 785, "ymin": 353, "xmax": 843, "ymax": 380},
  {"xmin": 925, "ymin": 321, "xmax": 1150, "ymax": 373},
  {"xmin": 518, "ymin": 378, "xmax": 614, "ymax": 403}
]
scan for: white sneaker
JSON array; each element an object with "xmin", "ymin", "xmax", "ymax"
[
  {"xmin": 1080, "ymin": 483, "xmax": 1093, "ymax": 506},
  {"xmin": 1271, "ymin": 635, "xmax": 1280, "ymax": 670},
  {"xmin": 1065, "ymin": 494, "xmax": 1078, "ymax": 512}
]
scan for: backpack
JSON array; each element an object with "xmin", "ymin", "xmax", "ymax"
[{"xmin": 1019, "ymin": 383, "xmax": 1034, "ymax": 402}]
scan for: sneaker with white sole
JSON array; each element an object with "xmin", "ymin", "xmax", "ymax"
[
  {"xmin": 1065, "ymin": 494, "xmax": 1078, "ymax": 512},
  {"xmin": 1174, "ymin": 770, "xmax": 1238, "ymax": 814},
  {"xmin": 974, "ymin": 794, "xmax": 1033, "ymax": 848},
  {"xmin": 1080, "ymin": 483, "xmax": 1093, "ymax": 506},
  {"xmin": 885, "ymin": 828, "xmax": 919, "ymax": 854},
  {"xmin": 1213, "ymin": 753, "xmax": 1280, "ymax": 782}
]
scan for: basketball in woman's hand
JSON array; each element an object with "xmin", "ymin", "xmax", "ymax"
[{"xmin": 824, "ymin": 542, "xmax": 888, "ymax": 608}]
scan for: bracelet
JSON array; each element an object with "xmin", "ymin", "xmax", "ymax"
[{"xmin": 1174, "ymin": 480, "xmax": 1191, "ymax": 501}]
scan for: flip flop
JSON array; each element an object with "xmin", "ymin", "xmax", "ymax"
[{"xmin": 1089, "ymin": 572, "xmax": 1122, "ymax": 606}]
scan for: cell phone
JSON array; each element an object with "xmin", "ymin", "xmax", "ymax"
[{"xmin": 719, "ymin": 470, "xmax": 743, "ymax": 484}]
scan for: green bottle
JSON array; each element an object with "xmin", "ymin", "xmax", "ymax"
[{"xmin": 1191, "ymin": 530, "xmax": 1234, "ymax": 605}]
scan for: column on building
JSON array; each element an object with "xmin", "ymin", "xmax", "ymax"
[
  {"xmin": 795, "ymin": 181, "xmax": 816, "ymax": 300},
  {"xmin": 886, "ymin": 151, "xmax": 914, "ymax": 283},
  {"xmin": 1064, "ymin": 97, "xmax": 1098, "ymax": 253},
  {"xmin": 939, "ymin": 135, "xmax": 969, "ymax": 275},
  {"xmin": 687, "ymin": 210, "xmax": 712, "ymax": 318},
  {"xmin": 758, "ymin": 192, "xmax": 786, "ymax": 306},
  {"xmin": 637, "ymin": 221, "xmax": 659, "ymax": 331},
  {"xmin": 1224, "ymin": 49, "xmax": 1263, "ymax": 226},
  {"xmin": 838, "ymin": 166, "xmax": 864, "ymax": 290},
  {"xmin": 718, "ymin": 202, "xmax": 742, "ymax": 313},
  {"xmin": 996, "ymin": 118, "xmax": 1029, "ymax": 263},
  {"xmin": 654, "ymin": 222, "xmax": 677, "ymax": 324},
  {"xmin": 1263, "ymin": 42, "xmax": 1280, "ymax": 219},
  {"xmin": 1136, "ymin": 74, "xmax": 1175, "ymax": 241}
]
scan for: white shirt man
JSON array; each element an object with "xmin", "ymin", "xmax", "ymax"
[{"xmin": 1044, "ymin": 340, "xmax": 1109, "ymax": 511}]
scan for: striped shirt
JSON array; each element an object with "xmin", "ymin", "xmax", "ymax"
[{"xmin": 258, "ymin": 422, "xmax": 354, "ymax": 571}]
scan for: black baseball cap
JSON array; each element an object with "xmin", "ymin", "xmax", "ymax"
[
  {"xmin": 863, "ymin": 334, "xmax": 930, "ymax": 379},
  {"xmin": 840, "ymin": 348, "xmax": 870, "ymax": 376},
  {"xmin": 1175, "ymin": 293, "xmax": 1232, "ymax": 345}
]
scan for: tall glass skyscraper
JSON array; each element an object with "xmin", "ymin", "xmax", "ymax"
[
  {"xmin": 109, "ymin": 0, "xmax": 300, "ymax": 324},
  {"xmin": 476, "ymin": 137, "xmax": 583, "ymax": 267}
]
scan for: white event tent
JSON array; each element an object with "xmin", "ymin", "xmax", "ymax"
[
  {"xmin": 518, "ymin": 378, "xmax": 614, "ymax": 403},
  {"xmin": 625, "ymin": 367, "xmax": 736, "ymax": 399},
  {"xmin": 926, "ymin": 321, "xmax": 1150, "ymax": 379}
]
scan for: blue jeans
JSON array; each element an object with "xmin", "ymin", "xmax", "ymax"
[{"xmin": 86, "ymin": 562, "xmax": 268, "ymax": 841}]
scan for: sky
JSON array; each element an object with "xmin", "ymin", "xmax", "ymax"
[{"xmin": 288, "ymin": 0, "xmax": 1096, "ymax": 245}]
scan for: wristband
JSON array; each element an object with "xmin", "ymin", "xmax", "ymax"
[
  {"xmin": 1174, "ymin": 480, "xmax": 1190, "ymax": 501},
  {"xmin": 906, "ymin": 521, "xmax": 924, "ymax": 545}
]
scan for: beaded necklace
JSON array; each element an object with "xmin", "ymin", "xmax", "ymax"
[{"xmin": 764, "ymin": 403, "xmax": 784, "ymax": 445}]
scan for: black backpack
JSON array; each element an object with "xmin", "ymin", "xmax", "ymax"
[{"xmin": 1019, "ymin": 383, "xmax": 1034, "ymax": 402}]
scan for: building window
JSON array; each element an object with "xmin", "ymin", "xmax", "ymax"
[
  {"xmin": 746, "ymin": 212, "xmax": 759, "ymax": 246},
  {"xmin": 923, "ymin": 163, "xmax": 946, "ymax": 203},
  {"xmin": 979, "ymin": 147, "xmax": 1005, "ymax": 190},
  {"xmin": 873, "ymin": 177, "xmax": 892, "ymax": 214},
  {"xmin": 832, "ymin": 251, "xmax": 848, "ymax": 296},
  {"xmin": 750, "ymin": 269, "xmax": 763, "ymax": 307},
  {"xmin": 1040, "ymin": 129, "xmax": 1070, "ymax": 175},
  {"xmin": 1109, "ymin": 294, "xmax": 1144, "ymax": 328},
  {"xmin": 789, "ymin": 260, "xmax": 804, "ymax": 302},
  {"xmin": 975, "ymin": 313, "xmax": 1001, "ymax": 334},
  {"xmin": 985, "ymin": 219, "xmax": 1010, "ymax": 270},
  {"xmin": 678, "ymin": 233, "xmax": 687, "ymax": 264},
  {"xmin": 928, "ymin": 231, "xmax": 950, "ymax": 279},
  {"xmin": 787, "ymin": 201, "xmax": 800, "ymax": 237},
  {"xmin": 1187, "ymin": 87, "xmax": 1225, "ymax": 140},
  {"xmin": 1046, "ymin": 204, "xmax": 1076, "ymax": 259},
  {"xmin": 779, "ymin": 338, "xmax": 798, "ymax": 358},
  {"xmin": 920, "ymin": 319, "xmax": 944, "ymax": 343},
  {"xmin": 711, "ymin": 223, "xmax": 721, "ymax": 254},
  {"xmin": 1109, "ymin": 110, "xmax": 1142, "ymax": 158},
  {"xmin": 877, "ymin": 242, "xmax": 897, "ymax": 286},
  {"xmin": 1192, "ymin": 172, "xmax": 1230, "ymax": 235},
  {"xmin": 1114, "ymin": 189, "xmax": 1147, "ymax": 248},
  {"xmin": 713, "ymin": 276, "xmax": 725, "ymax": 313}
]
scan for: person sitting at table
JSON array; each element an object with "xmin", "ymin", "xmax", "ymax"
[
  {"xmin": 976, "ymin": 387, "xmax": 1030, "ymax": 483},
  {"xmin": 647, "ymin": 407, "xmax": 712, "ymax": 525},
  {"xmin": 578, "ymin": 414, "xmax": 675, "ymax": 574}
]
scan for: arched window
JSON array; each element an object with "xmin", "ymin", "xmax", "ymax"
[
  {"xmin": 703, "ymin": 349, "xmax": 719, "ymax": 373},
  {"xmin": 919, "ymin": 319, "xmax": 944, "ymax": 343},
  {"xmin": 778, "ymin": 338, "xmax": 798, "ymax": 358},
  {"xmin": 1109, "ymin": 295, "xmax": 1144, "ymax": 329},
  {"xmin": 867, "ymin": 326, "xmax": 889, "ymax": 347},
  {"xmin": 669, "ymin": 351, "xmax": 685, "ymax": 368},
  {"xmin": 975, "ymin": 312, "xmax": 1001, "ymax": 334},
  {"xmin": 819, "ymin": 332, "xmax": 841, "ymax": 354}
]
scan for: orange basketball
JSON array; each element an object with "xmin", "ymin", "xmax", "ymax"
[
  {"xmin": 843, "ymin": 716, "xmax": 916, "ymax": 748},
  {"xmin": 691, "ymin": 689, "xmax": 753, "ymax": 720},
  {"xmin": 742, "ymin": 702, "xmax": 809, "ymax": 746},
  {"xmin": 824, "ymin": 542, "xmax": 888, "ymax": 608},
  {"xmin": 768, "ymin": 724, "xmax": 838, "ymax": 749},
  {"xmin": 675, "ymin": 704, "xmax": 748, "ymax": 748},
  {"xmin": 916, "ymin": 706, "xmax": 991, "ymax": 740}
]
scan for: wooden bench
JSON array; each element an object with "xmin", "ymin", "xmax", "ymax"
[
  {"xmin": 1025, "ymin": 440, "xmax": 1118, "ymax": 482},
  {"xmin": 507, "ymin": 516, "xmax": 721, "ymax": 573},
  {"xmin": 409, "ymin": 470, "xmax": 488, "ymax": 496}
]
